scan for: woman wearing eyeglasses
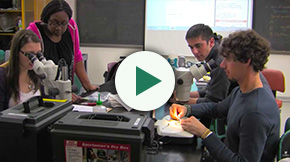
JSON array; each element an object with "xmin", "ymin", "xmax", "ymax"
[
  {"xmin": 0, "ymin": 29, "xmax": 43, "ymax": 111},
  {"xmin": 27, "ymin": 0, "xmax": 98, "ymax": 103}
]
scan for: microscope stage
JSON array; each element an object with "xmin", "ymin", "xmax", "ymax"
[{"xmin": 155, "ymin": 115, "xmax": 193, "ymax": 138}]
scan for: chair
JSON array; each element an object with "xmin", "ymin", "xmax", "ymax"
[
  {"xmin": 261, "ymin": 69, "xmax": 285, "ymax": 108},
  {"xmin": 209, "ymin": 81, "xmax": 239, "ymax": 140},
  {"xmin": 107, "ymin": 62, "xmax": 117, "ymax": 74},
  {"xmin": 285, "ymin": 117, "xmax": 290, "ymax": 133},
  {"xmin": 210, "ymin": 118, "xmax": 227, "ymax": 140},
  {"xmin": 103, "ymin": 62, "xmax": 117, "ymax": 82},
  {"xmin": 277, "ymin": 117, "xmax": 290, "ymax": 161}
]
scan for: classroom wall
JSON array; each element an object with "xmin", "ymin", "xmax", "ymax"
[{"xmin": 67, "ymin": 0, "xmax": 290, "ymax": 99}]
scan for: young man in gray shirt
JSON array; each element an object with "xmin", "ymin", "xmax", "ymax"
[{"xmin": 170, "ymin": 30, "xmax": 280, "ymax": 162}]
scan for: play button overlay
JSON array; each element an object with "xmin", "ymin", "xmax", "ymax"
[
  {"xmin": 115, "ymin": 51, "xmax": 175, "ymax": 111},
  {"xmin": 136, "ymin": 66, "xmax": 161, "ymax": 96}
]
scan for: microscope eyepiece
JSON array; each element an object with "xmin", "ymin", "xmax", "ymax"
[
  {"xmin": 36, "ymin": 52, "xmax": 45, "ymax": 61},
  {"xmin": 23, "ymin": 52, "xmax": 37, "ymax": 63}
]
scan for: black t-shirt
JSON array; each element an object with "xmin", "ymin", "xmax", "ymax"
[{"xmin": 36, "ymin": 23, "xmax": 74, "ymax": 80}]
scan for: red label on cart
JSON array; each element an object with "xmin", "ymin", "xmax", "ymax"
[{"xmin": 64, "ymin": 140, "xmax": 131, "ymax": 162}]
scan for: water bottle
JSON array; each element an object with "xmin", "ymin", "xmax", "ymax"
[{"xmin": 18, "ymin": 19, "xmax": 22, "ymax": 30}]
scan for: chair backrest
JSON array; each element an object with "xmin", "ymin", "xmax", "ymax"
[
  {"xmin": 107, "ymin": 62, "xmax": 117, "ymax": 73},
  {"xmin": 277, "ymin": 117, "xmax": 290, "ymax": 161},
  {"xmin": 285, "ymin": 118, "xmax": 290, "ymax": 134},
  {"xmin": 278, "ymin": 130, "xmax": 290, "ymax": 161},
  {"xmin": 261, "ymin": 69, "xmax": 285, "ymax": 94},
  {"xmin": 100, "ymin": 61, "xmax": 122, "ymax": 94}
]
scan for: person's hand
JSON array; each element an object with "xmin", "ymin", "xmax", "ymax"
[
  {"xmin": 169, "ymin": 103, "xmax": 187, "ymax": 120},
  {"xmin": 87, "ymin": 84, "xmax": 99, "ymax": 91},
  {"xmin": 181, "ymin": 116, "xmax": 208, "ymax": 136},
  {"xmin": 72, "ymin": 93, "xmax": 82, "ymax": 103}
]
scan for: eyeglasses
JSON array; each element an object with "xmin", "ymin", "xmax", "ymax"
[
  {"xmin": 48, "ymin": 20, "xmax": 68, "ymax": 27},
  {"xmin": 20, "ymin": 50, "xmax": 42, "ymax": 56},
  {"xmin": 20, "ymin": 50, "xmax": 43, "ymax": 61},
  {"xmin": 20, "ymin": 50, "xmax": 31, "ymax": 57}
]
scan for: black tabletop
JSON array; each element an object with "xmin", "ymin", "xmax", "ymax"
[{"xmin": 146, "ymin": 143, "xmax": 202, "ymax": 162}]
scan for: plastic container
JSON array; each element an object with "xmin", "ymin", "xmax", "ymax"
[
  {"xmin": 93, "ymin": 104, "xmax": 107, "ymax": 112},
  {"xmin": 51, "ymin": 111, "xmax": 149, "ymax": 162},
  {"xmin": 93, "ymin": 93, "xmax": 107, "ymax": 112},
  {"xmin": 0, "ymin": 97, "xmax": 73, "ymax": 162}
]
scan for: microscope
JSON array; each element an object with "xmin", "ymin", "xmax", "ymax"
[
  {"xmin": 174, "ymin": 59, "xmax": 217, "ymax": 103},
  {"xmin": 26, "ymin": 52, "xmax": 74, "ymax": 101}
]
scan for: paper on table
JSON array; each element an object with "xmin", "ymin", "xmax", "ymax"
[
  {"xmin": 109, "ymin": 94, "xmax": 133, "ymax": 111},
  {"xmin": 72, "ymin": 104, "xmax": 109, "ymax": 113},
  {"xmin": 72, "ymin": 104, "xmax": 93, "ymax": 112}
]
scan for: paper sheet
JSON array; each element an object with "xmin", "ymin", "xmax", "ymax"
[
  {"xmin": 109, "ymin": 94, "xmax": 133, "ymax": 111},
  {"xmin": 72, "ymin": 104, "xmax": 110, "ymax": 113},
  {"xmin": 72, "ymin": 104, "xmax": 93, "ymax": 112}
]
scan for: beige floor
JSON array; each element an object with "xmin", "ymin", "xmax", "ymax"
[{"xmin": 280, "ymin": 100, "xmax": 290, "ymax": 136}]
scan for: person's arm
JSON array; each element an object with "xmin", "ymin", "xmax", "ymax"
[
  {"xmin": 187, "ymin": 98, "xmax": 198, "ymax": 104},
  {"xmin": 75, "ymin": 61, "xmax": 98, "ymax": 91},
  {"xmin": 203, "ymin": 113, "xmax": 271, "ymax": 162},
  {"xmin": 185, "ymin": 88, "xmax": 234, "ymax": 122},
  {"xmin": 169, "ymin": 90, "xmax": 231, "ymax": 120},
  {"xmin": 69, "ymin": 19, "xmax": 98, "ymax": 92},
  {"xmin": 197, "ymin": 89, "xmax": 206, "ymax": 97},
  {"xmin": 190, "ymin": 91, "xmax": 200, "ymax": 98},
  {"xmin": 170, "ymin": 93, "xmax": 229, "ymax": 120}
]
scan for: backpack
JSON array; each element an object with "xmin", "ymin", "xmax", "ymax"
[{"xmin": 99, "ymin": 59, "xmax": 123, "ymax": 94}]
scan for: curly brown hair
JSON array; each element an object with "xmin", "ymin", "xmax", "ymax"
[{"xmin": 219, "ymin": 30, "xmax": 270, "ymax": 72}]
